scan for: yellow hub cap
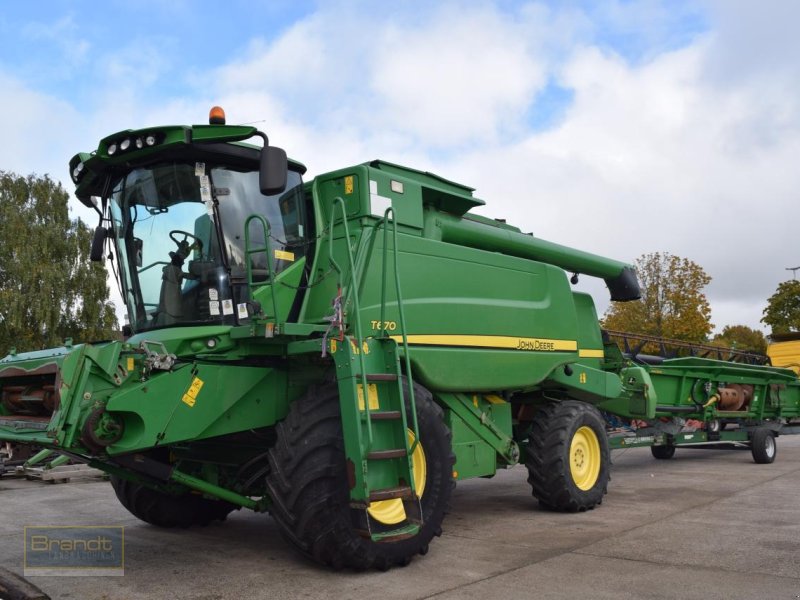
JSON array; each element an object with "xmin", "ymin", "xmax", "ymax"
[
  {"xmin": 367, "ymin": 430, "xmax": 426, "ymax": 525},
  {"xmin": 570, "ymin": 426, "xmax": 601, "ymax": 491}
]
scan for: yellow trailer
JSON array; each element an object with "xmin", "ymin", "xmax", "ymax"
[{"xmin": 768, "ymin": 333, "xmax": 800, "ymax": 374}]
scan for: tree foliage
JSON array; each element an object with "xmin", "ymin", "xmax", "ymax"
[
  {"xmin": 712, "ymin": 324, "xmax": 767, "ymax": 354},
  {"xmin": 761, "ymin": 280, "xmax": 800, "ymax": 334},
  {"xmin": 0, "ymin": 171, "xmax": 118, "ymax": 355},
  {"xmin": 602, "ymin": 252, "xmax": 713, "ymax": 342}
]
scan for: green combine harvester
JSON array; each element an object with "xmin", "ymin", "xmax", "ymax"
[{"xmin": 1, "ymin": 108, "xmax": 798, "ymax": 570}]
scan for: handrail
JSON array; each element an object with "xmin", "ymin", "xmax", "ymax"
[
  {"xmin": 328, "ymin": 197, "xmax": 374, "ymax": 450},
  {"xmin": 377, "ymin": 208, "xmax": 420, "ymax": 454},
  {"xmin": 244, "ymin": 215, "xmax": 279, "ymax": 324}
]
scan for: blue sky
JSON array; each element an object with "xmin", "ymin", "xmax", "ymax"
[
  {"xmin": 0, "ymin": 1, "xmax": 798, "ymax": 331},
  {"xmin": 0, "ymin": 0, "xmax": 708, "ymax": 128}
]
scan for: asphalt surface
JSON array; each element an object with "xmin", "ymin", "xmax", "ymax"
[{"xmin": 1, "ymin": 436, "xmax": 799, "ymax": 600}]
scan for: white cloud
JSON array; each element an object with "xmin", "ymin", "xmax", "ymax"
[
  {"xmin": 21, "ymin": 14, "xmax": 90, "ymax": 71},
  {"xmin": 0, "ymin": 72, "xmax": 83, "ymax": 185},
  {"xmin": 369, "ymin": 7, "xmax": 546, "ymax": 146}
]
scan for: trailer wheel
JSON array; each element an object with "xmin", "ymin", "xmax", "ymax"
[
  {"xmin": 266, "ymin": 380, "xmax": 454, "ymax": 570},
  {"xmin": 651, "ymin": 444, "xmax": 676, "ymax": 460},
  {"xmin": 109, "ymin": 476, "xmax": 236, "ymax": 528},
  {"xmin": 525, "ymin": 400, "xmax": 610, "ymax": 512},
  {"xmin": 751, "ymin": 428, "xmax": 776, "ymax": 464}
]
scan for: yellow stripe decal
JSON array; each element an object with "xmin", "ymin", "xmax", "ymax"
[
  {"xmin": 389, "ymin": 334, "xmax": 577, "ymax": 352},
  {"xmin": 578, "ymin": 349, "xmax": 605, "ymax": 358},
  {"xmin": 274, "ymin": 249, "xmax": 295, "ymax": 262},
  {"xmin": 484, "ymin": 394, "xmax": 506, "ymax": 404}
]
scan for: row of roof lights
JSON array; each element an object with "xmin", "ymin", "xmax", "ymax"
[
  {"xmin": 73, "ymin": 132, "xmax": 163, "ymax": 183},
  {"xmin": 108, "ymin": 133, "xmax": 160, "ymax": 156}
]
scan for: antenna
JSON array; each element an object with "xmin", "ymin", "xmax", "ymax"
[{"xmin": 786, "ymin": 266, "xmax": 800, "ymax": 279}]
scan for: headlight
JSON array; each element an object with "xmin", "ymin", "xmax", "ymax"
[
  {"xmin": 120, "ymin": 138, "xmax": 131, "ymax": 151},
  {"xmin": 108, "ymin": 143, "xmax": 118, "ymax": 156},
  {"xmin": 135, "ymin": 137, "xmax": 144, "ymax": 149},
  {"xmin": 72, "ymin": 163, "xmax": 84, "ymax": 180},
  {"xmin": 145, "ymin": 134, "xmax": 157, "ymax": 146}
]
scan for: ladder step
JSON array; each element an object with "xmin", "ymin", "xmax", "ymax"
[
  {"xmin": 365, "ymin": 373, "xmax": 398, "ymax": 382},
  {"xmin": 367, "ymin": 449, "xmax": 407, "ymax": 460},
  {"xmin": 369, "ymin": 485, "xmax": 412, "ymax": 502},
  {"xmin": 367, "ymin": 410, "xmax": 402, "ymax": 421}
]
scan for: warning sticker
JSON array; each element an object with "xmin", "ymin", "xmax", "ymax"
[
  {"xmin": 274, "ymin": 249, "xmax": 295, "ymax": 262},
  {"xmin": 195, "ymin": 162, "xmax": 206, "ymax": 177},
  {"xmin": 208, "ymin": 288, "xmax": 218, "ymax": 301},
  {"xmin": 222, "ymin": 299, "xmax": 234, "ymax": 315},
  {"xmin": 237, "ymin": 303, "xmax": 249, "ymax": 319},
  {"xmin": 199, "ymin": 175, "xmax": 212, "ymax": 204},
  {"xmin": 182, "ymin": 377, "xmax": 204, "ymax": 408},
  {"xmin": 357, "ymin": 383, "xmax": 380, "ymax": 411},
  {"xmin": 209, "ymin": 301, "xmax": 220, "ymax": 316}
]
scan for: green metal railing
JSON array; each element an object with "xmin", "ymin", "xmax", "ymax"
[
  {"xmin": 376, "ymin": 208, "xmax": 420, "ymax": 453},
  {"xmin": 244, "ymin": 214, "xmax": 279, "ymax": 324},
  {"xmin": 328, "ymin": 197, "xmax": 374, "ymax": 450}
]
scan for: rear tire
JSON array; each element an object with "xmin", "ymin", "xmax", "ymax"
[
  {"xmin": 651, "ymin": 444, "xmax": 676, "ymax": 460},
  {"xmin": 110, "ymin": 476, "xmax": 236, "ymax": 528},
  {"xmin": 266, "ymin": 380, "xmax": 454, "ymax": 570},
  {"xmin": 525, "ymin": 400, "xmax": 610, "ymax": 512},
  {"xmin": 751, "ymin": 428, "xmax": 776, "ymax": 464}
]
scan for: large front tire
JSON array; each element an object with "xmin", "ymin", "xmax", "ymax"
[
  {"xmin": 110, "ymin": 477, "xmax": 236, "ymax": 528},
  {"xmin": 266, "ymin": 381, "xmax": 454, "ymax": 570},
  {"xmin": 525, "ymin": 400, "xmax": 610, "ymax": 512}
]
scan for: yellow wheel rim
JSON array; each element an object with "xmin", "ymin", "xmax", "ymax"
[
  {"xmin": 367, "ymin": 430, "xmax": 426, "ymax": 525},
  {"xmin": 570, "ymin": 426, "xmax": 601, "ymax": 491}
]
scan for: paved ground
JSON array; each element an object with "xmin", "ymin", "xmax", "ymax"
[{"xmin": 1, "ymin": 437, "xmax": 799, "ymax": 600}]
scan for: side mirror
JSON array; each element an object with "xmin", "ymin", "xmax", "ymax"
[
  {"xmin": 90, "ymin": 226, "xmax": 108, "ymax": 262},
  {"xmin": 260, "ymin": 146, "xmax": 288, "ymax": 195}
]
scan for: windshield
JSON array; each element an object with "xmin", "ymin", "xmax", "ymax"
[{"xmin": 109, "ymin": 162, "xmax": 305, "ymax": 332}]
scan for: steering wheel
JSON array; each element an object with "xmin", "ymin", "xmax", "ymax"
[{"xmin": 169, "ymin": 230, "xmax": 203, "ymax": 253}]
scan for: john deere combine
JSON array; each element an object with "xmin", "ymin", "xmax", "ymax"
[{"xmin": 1, "ymin": 109, "xmax": 798, "ymax": 570}]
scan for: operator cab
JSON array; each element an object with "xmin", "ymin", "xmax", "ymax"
[{"xmin": 107, "ymin": 157, "xmax": 306, "ymax": 333}]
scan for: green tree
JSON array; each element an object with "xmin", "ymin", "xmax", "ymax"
[
  {"xmin": 0, "ymin": 171, "xmax": 118, "ymax": 355},
  {"xmin": 602, "ymin": 252, "xmax": 713, "ymax": 342},
  {"xmin": 761, "ymin": 280, "xmax": 800, "ymax": 334},
  {"xmin": 712, "ymin": 324, "xmax": 767, "ymax": 354}
]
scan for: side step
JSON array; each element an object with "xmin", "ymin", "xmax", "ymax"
[
  {"xmin": 368, "ymin": 484, "xmax": 413, "ymax": 502},
  {"xmin": 368, "ymin": 411, "xmax": 402, "ymax": 421},
  {"xmin": 367, "ymin": 449, "xmax": 408, "ymax": 460},
  {"xmin": 366, "ymin": 374, "xmax": 398, "ymax": 382}
]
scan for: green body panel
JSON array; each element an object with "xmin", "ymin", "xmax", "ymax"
[
  {"xmin": 441, "ymin": 395, "xmax": 514, "ymax": 480},
  {"xmin": 105, "ymin": 363, "xmax": 285, "ymax": 453},
  {"xmin": 436, "ymin": 393, "xmax": 516, "ymax": 464},
  {"xmin": 596, "ymin": 366, "xmax": 657, "ymax": 419},
  {"xmin": 299, "ymin": 163, "xmax": 618, "ymax": 394},
  {"xmin": 445, "ymin": 409, "xmax": 497, "ymax": 480},
  {"xmin": 251, "ymin": 257, "xmax": 306, "ymax": 322}
]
